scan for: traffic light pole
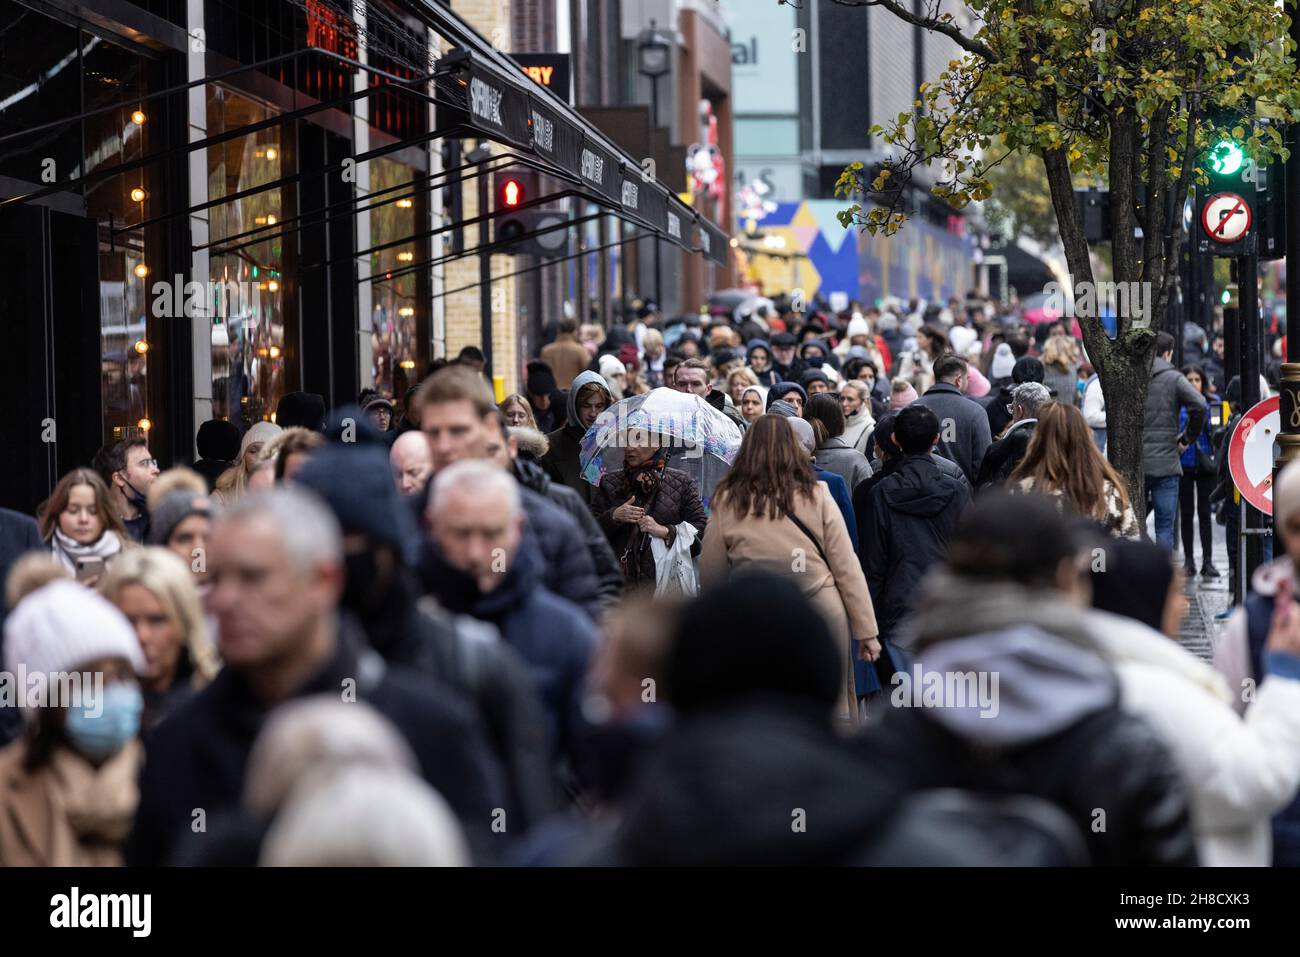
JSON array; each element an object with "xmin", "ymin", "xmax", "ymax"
[
  {"xmin": 1240, "ymin": 250, "xmax": 1267, "ymax": 584},
  {"xmin": 1281, "ymin": 24, "xmax": 1300, "ymax": 490},
  {"xmin": 478, "ymin": 171, "xmax": 493, "ymax": 380}
]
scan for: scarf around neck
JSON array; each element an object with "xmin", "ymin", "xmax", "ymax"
[
  {"xmin": 50, "ymin": 528, "xmax": 123, "ymax": 572},
  {"xmin": 46, "ymin": 741, "xmax": 142, "ymax": 859}
]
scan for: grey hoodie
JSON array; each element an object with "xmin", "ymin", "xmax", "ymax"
[
  {"xmin": 901, "ymin": 571, "xmax": 1119, "ymax": 749},
  {"xmin": 565, "ymin": 370, "xmax": 613, "ymax": 432}
]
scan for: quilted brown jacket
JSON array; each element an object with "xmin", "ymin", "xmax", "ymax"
[{"xmin": 591, "ymin": 467, "xmax": 708, "ymax": 585}]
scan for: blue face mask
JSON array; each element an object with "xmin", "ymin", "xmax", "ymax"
[{"xmin": 64, "ymin": 682, "xmax": 143, "ymax": 762}]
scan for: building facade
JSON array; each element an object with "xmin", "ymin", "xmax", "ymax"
[{"xmin": 0, "ymin": 0, "xmax": 719, "ymax": 512}]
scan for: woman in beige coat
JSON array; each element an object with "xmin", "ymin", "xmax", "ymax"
[{"xmin": 700, "ymin": 415, "xmax": 881, "ymax": 723}]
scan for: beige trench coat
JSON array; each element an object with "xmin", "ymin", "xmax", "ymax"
[{"xmin": 700, "ymin": 482, "xmax": 878, "ymax": 722}]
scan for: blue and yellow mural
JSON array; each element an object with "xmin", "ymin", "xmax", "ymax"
[{"xmin": 741, "ymin": 200, "xmax": 975, "ymax": 306}]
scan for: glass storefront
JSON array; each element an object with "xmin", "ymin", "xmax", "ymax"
[
  {"xmin": 367, "ymin": 156, "xmax": 418, "ymax": 398},
  {"xmin": 83, "ymin": 38, "xmax": 156, "ymax": 445},
  {"xmin": 207, "ymin": 86, "xmax": 290, "ymax": 428},
  {"xmin": 0, "ymin": 0, "xmax": 162, "ymax": 447}
]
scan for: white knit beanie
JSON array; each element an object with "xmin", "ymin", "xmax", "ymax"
[
  {"xmin": 991, "ymin": 343, "xmax": 1016, "ymax": 380},
  {"xmin": 4, "ymin": 580, "xmax": 147, "ymax": 687},
  {"xmin": 1275, "ymin": 460, "xmax": 1300, "ymax": 528}
]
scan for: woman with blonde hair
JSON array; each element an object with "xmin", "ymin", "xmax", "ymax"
[
  {"xmin": 499, "ymin": 394, "xmax": 537, "ymax": 429},
  {"xmin": 726, "ymin": 366, "xmax": 760, "ymax": 408},
  {"xmin": 38, "ymin": 468, "xmax": 129, "ymax": 588},
  {"xmin": 213, "ymin": 421, "xmax": 282, "ymax": 505},
  {"xmin": 1011, "ymin": 401, "xmax": 1140, "ymax": 538},
  {"xmin": 1041, "ymin": 334, "xmax": 1081, "ymax": 407},
  {"xmin": 101, "ymin": 548, "xmax": 219, "ymax": 730}
]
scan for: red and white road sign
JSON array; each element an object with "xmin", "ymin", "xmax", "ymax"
[
  {"xmin": 1201, "ymin": 192, "xmax": 1252, "ymax": 243},
  {"xmin": 1228, "ymin": 394, "xmax": 1279, "ymax": 514}
]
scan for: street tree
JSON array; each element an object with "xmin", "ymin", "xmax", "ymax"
[{"xmin": 808, "ymin": 0, "xmax": 1300, "ymax": 503}]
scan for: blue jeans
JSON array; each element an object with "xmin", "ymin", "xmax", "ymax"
[{"xmin": 1145, "ymin": 474, "xmax": 1180, "ymax": 549}]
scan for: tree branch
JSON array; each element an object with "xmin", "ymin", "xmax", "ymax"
[{"xmin": 811, "ymin": 0, "xmax": 997, "ymax": 60}]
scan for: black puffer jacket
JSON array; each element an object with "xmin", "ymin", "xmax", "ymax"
[
  {"xmin": 868, "ymin": 573, "xmax": 1199, "ymax": 867},
  {"xmin": 974, "ymin": 419, "xmax": 1036, "ymax": 489},
  {"xmin": 857, "ymin": 454, "xmax": 970, "ymax": 648},
  {"xmin": 515, "ymin": 457, "xmax": 622, "ymax": 611},
  {"xmin": 584, "ymin": 698, "xmax": 1005, "ymax": 866},
  {"xmin": 519, "ymin": 486, "xmax": 603, "ymax": 620},
  {"xmin": 590, "ymin": 465, "xmax": 707, "ymax": 585}
]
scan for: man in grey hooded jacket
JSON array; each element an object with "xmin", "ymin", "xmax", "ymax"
[
  {"xmin": 1143, "ymin": 331, "xmax": 1207, "ymax": 548},
  {"xmin": 542, "ymin": 370, "xmax": 613, "ymax": 505}
]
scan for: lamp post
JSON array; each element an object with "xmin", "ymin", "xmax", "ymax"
[
  {"xmin": 637, "ymin": 21, "xmax": 671, "ymax": 310},
  {"xmin": 1280, "ymin": 8, "xmax": 1300, "ymax": 486}
]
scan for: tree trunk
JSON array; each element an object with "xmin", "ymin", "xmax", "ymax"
[{"xmin": 1101, "ymin": 333, "xmax": 1155, "ymax": 512}]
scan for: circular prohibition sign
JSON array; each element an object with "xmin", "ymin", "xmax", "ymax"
[
  {"xmin": 1228, "ymin": 394, "xmax": 1279, "ymax": 515},
  {"xmin": 1201, "ymin": 191, "xmax": 1252, "ymax": 244}
]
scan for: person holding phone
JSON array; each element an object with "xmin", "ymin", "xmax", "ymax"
[{"xmin": 37, "ymin": 469, "xmax": 128, "ymax": 590}]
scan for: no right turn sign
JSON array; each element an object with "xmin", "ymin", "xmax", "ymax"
[{"xmin": 1201, "ymin": 192, "xmax": 1252, "ymax": 244}]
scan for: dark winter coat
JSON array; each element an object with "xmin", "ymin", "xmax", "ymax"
[
  {"xmin": 515, "ymin": 456, "xmax": 622, "ymax": 610},
  {"xmin": 857, "ymin": 454, "xmax": 970, "ymax": 648},
  {"xmin": 126, "ymin": 619, "xmax": 506, "ymax": 866},
  {"xmin": 352, "ymin": 567, "xmax": 556, "ymax": 833},
  {"xmin": 542, "ymin": 370, "xmax": 611, "ymax": 505},
  {"xmin": 519, "ymin": 486, "xmax": 603, "ymax": 620},
  {"xmin": 867, "ymin": 573, "xmax": 1198, "ymax": 867},
  {"xmin": 585, "ymin": 698, "xmax": 1003, "ymax": 866},
  {"xmin": 420, "ymin": 538, "xmax": 598, "ymax": 762},
  {"xmin": 974, "ymin": 418, "xmax": 1036, "ymax": 489},
  {"xmin": 979, "ymin": 383, "xmax": 1017, "ymax": 440},
  {"xmin": 914, "ymin": 381, "xmax": 993, "ymax": 485},
  {"xmin": 815, "ymin": 466, "xmax": 859, "ymax": 554},
  {"xmin": 591, "ymin": 465, "xmax": 708, "ymax": 585}
]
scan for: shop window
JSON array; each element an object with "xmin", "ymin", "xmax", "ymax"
[
  {"xmin": 207, "ymin": 86, "xmax": 289, "ymax": 428},
  {"xmin": 367, "ymin": 156, "xmax": 418, "ymax": 398}
]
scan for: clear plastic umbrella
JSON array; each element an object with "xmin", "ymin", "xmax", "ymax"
[{"xmin": 579, "ymin": 388, "xmax": 743, "ymax": 512}]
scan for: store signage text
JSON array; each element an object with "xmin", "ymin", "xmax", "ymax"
[
  {"xmin": 531, "ymin": 108, "xmax": 554, "ymax": 153},
  {"xmin": 512, "ymin": 53, "xmax": 572, "ymax": 102},
  {"xmin": 667, "ymin": 211, "xmax": 682, "ymax": 240},
  {"xmin": 581, "ymin": 148, "xmax": 605, "ymax": 186},
  {"xmin": 469, "ymin": 77, "xmax": 504, "ymax": 128},
  {"xmin": 621, "ymin": 180, "xmax": 639, "ymax": 209}
]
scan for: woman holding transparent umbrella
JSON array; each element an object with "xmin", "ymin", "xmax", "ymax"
[{"xmin": 590, "ymin": 428, "xmax": 708, "ymax": 593}]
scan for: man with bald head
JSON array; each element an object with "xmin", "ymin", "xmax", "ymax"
[{"xmin": 390, "ymin": 430, "xmax": 434, "ymax": 496}]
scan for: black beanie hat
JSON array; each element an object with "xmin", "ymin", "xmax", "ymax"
[
  {"xmin": 196, "ymin": 419, "xmax": 241, "ymax": 461},
  {"xmin": 526, "ymin": 360, "xmax": 557, "ymax": 396},
  {"xmin": 1089, "ymin": 536, "xmax": 1176, "ymax": 634},
  {"xmin": 276, "ymin": 391, "xmax": 327, "ymax": 431},
  {"xmin": 295, "ymin": 442, "xmax": 417, "ymax": 557},
  {"xmin": 1012, "ymin": 356, "xmax": 1045, "ymax": 384},
  {"xmin": 665, "ymin": 570, "xmax": 841, "ymax": 714}
]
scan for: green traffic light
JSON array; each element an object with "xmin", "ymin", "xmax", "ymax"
[
  {"xmin": 1210, "ymin": 138, "xmax": 1244, "ymax": 176},
  {"xmin": 1221, "ymin": 288, "xmax": 1231, "ymax": 305}
]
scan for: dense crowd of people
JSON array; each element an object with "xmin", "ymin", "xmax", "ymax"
[{"xmin": 1, "ymin": 290, "xmax": 1297, "ymax": 868}]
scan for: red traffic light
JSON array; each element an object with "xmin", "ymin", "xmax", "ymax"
[{"xmin": 500, "ymin": 178, "xmax": 525, "ymax": 208}]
